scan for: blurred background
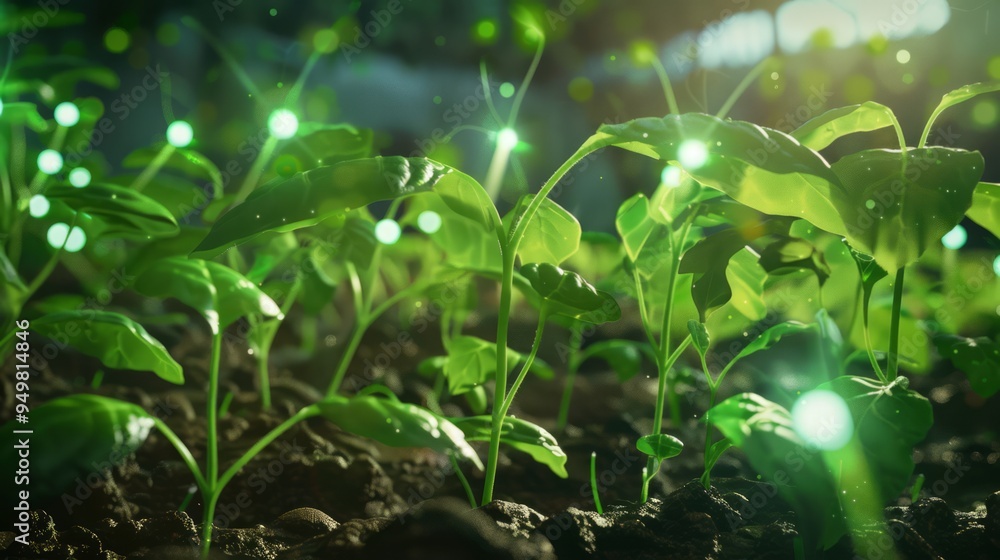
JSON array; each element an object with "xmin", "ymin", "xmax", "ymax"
[{"xmin": 2, "ymin": 0, "xmax": 999, "ymax": 243}]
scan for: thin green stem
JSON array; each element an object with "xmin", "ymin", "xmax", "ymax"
[
  {"xmin": 479, "ymin": 61, "xmax": 505, "ymax": 127},
  {"xmin": 640, "ymin": 335, "xmax": 691, "ymax": 501},
  {"xmin": 590, "ymin": 452, "xmax": 603, "ymax": 514},
  {"xmin": 714, "ymin": 57, "xmax": 772, "ymax": 119},
  {"xmin": 215, "ymin": 406, "xmax": 320, "ymax": 493},
  {"xmin": 508, "ymin": 34, "xmax": 545, "ymax": 128},
  {"xmin": 886, "ymin": 268, "xmax": 905, "ymax": 382},
  {"xmin": 650, "ymin": 54, "xmax": 680, "ymax": 116},
  {"xmin": 699, "ymin": 352, "xmax": 718, "ymax": 489},
  {"xmin": 481, "ymin": 249, "xmax": 515, "ymax": 505},
  {"xmin": 130, "ymin": 144, "xmax": 176, "ymax": 193},
  {"xmin": 151, "ymin": 417, "xmax": 208, "ymax": 493},
  {"xmin": 23, "ymin": 214, "xmax": 75, "ymax": 300},
  {"xmin": 451, "ymin": 452, "xmax": 477, "ymax": 508},
  {"xmin": 861, "ymin": 294, "xmax": 887, "ymax": 383},
  {"xmin": 499, "ymin": 314, "xmax": 546, "ymax": 416},
  {"xmin": 326, "ymin": 263, "xmax": 369, "ymax": 397},
  {"xmin": 200, "ymin": 490, "xmax": 219, "ymax": 557},
  {"xmin": 556, "ymin": 325, "xmax": 584, "ymax": 430},
  {"xmin": 233, "ymin": 135, "xmax": 279, "ymax": 206},
  {"xmin": 257, "ymin": 346, "xmax": 272, "ymax": 410},
  {"xmin": 206, "ymin": 331, "xmax": 223, "ymax": 486}
]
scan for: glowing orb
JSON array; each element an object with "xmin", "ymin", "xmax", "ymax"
[
  {"xmin": 37, "ymin": 150, "xmax": 64, "ymax": 175},
  {"xmin": 268, "ymin": 109, "xmax": 299, "ymax": 139},
  {"xmin": 497, "ymin": 128, "xmax": 519, "ymax": 151},
  {"xmin": 47, "ymin": 223, "xmax": 87, "ymax": 252},
  {"xmin": 417, "ymin": 211, "xmax": 442, "ymax": 234},
  {"xmin": 29, "ymin": 195, "xmax": 50, "ymax": 218},
  {"xmin": 166, "ymin": 120, "xmax": 194, "ymax": 147},
  {"xmin": 54, "ymin": 102, "xmax": 80, "ymax": 127},
  {"xmin": 68, "ymin": 168, "xmax": 92, "ymax": 188},
  {"xmin": 941, "ymin": 225, "xmax": 967, "ymax": 250},
  {"xmin": 374, "ymin": 219, "xmax": 402, "ymax": 245},
  {"xmin": 790, "ymin": 389, "xmax": 854, "ymax": 451},
  {"xmin": 678, "ymin": 140, "xmax": 709, "ymax": 169}
]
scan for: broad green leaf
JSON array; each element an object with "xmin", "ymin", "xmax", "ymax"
[
  {"xmin": 706, "ymin": 393, "xmax": 846, "ymax": 549},
  {"xmin": 315, "ymin": 395, "xmax": 482, "ymax": 469},
  {"xmin": 636, "ymin": 433, "xmax": 683, "ymax": 462},
  {"xmin": 817, "ymin": 376, "xmax": 933, "ymax": 503},
  {"xmin": 404, "ymin": 193, "xmax": 502, "ymax": 270},
  {"xmin": 276, "ymin": 124, "xmax": 374, "ymax": 173},
  {"xmin": 502, "ymin": 195, "xmax": 581, "ymax": 265},
  {"xmin": 451, "ymin": 416, "xmax": 567, "ymax": 478},
  {"xmin": 0, "ymin": 102, "xmax": 48, "ymax": 131},
  {"xmin": 759, "ymin": 235, "xmax": 830, "ymax": 285},
  {"xmin": 579, "ymin": 339, "xmax": 646, "ymax": 382},
  {"xmin": 724, "ymin": 321, "xmax": 816, "ymax": 373},
  {"xmin": 791, "ymin": 102, "xmax": 897, "ymax": 151},
  {"xmin": 110, "ymin": 174, "xmax": 207, "ymax": 220},
  {"xmin": 615, "ymin": 194, "xmax": 659, "ymax": 262},
  {"xmin": 922, "ymin": 82, "xmax": 1000, "ymax": 143},
  {"xmin": 443, "ymin": 335, "xmax": 521, "ymax": 395},
  {"xmin": 933, "ymin": 335, "xmax": 1000, "ymax": 398},
  {"xmin": 688, "ymin": 247, "xmax": 766, "ymax": 322},
  {"xmin": 586, "ymin": 113, "xmax": 848, "ymax": 236},
  {"xmin": 687, "ymin": 320, "xmax": 710, "ymax": 357},
  {"xmin": 44, "ymin": 183, "xmax": 179, "ymax": 238},
  {"xmin": 192, "ymin": 157, "xmax": 499, "ymax": 258},
  {"xmin": 831, "ymin": 148, "xmax": 984, "ymax": 271},
  {"xmin": 313, "ymin": 214, "xmax": 379, "ymax": 278},
  {"xmin": 967, "ymin": 182, "xmax": 1000, "ymax": 239},
  {"xmin": 31, "ymin": 311, "xmax": 182, "ymax": 384},
  {"xmin": 245, "ymin": 234, "xmax": 300, "ymax": 283},
  {"xmin": 135, "ymin": 257, "xmax": 282, "ymax": 334},
  {"xmin": 648, "ymin": 172, "xmax": 705, "ymax": 225},
  {"xmin": 0, "ymin": 395, "xmax": 153, "ymax": 498},
  {"xmin": 521, "ymin": 263, "xmax": 621, "ymax": 324}
]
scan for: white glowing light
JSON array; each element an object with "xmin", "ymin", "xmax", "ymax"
[
  {"xmin": 68, "ymin": 167, "xmax": 91, "ymax": 188},
  {"xmin": 896, "ymin": 49, "xmax": 911, "ymax": 64},
  {"xmin": 268, "ymin": 109, "xmax": 299, "ymax": 139},
  {"xmin": 697, "ymin": 10, "xmax": 775, "ymax": 69},
  {"xmin": 677, "ymin": 140, "xmax": 709, "ymax": 169},
  {"xmin": 54, "ymin": 102, "xmax": 81, "ymax": 127},
  {"xmin": 661, "ymin": 164, "xmax": 683, "ymax": 187},
  {"xmin": 497, "ymin": 128, "xmax": 519, "ymax": 151},
  {"xmin": 790, "ymin": 389, "xmax": 854, "ymax": 451},
  {"xmin": 29, "ymin": 195, "xmax": 50, "ymax": 218},
  {"xmin": 993, "ymin": 255, "xmax": 1000, "ymax": 277},
  {"xmin": 374, "ymin": 219, "xmax": 402, "ymax": 245},
  {"xmin": 776, "ymin": 0, "xmax": 857, "ymax": 53},
  {"xmin": 166, "ymin": 120, "xmax": 194, "ymax": 147},
  {"xmin": 417, "ymin": 210, "xmax": 442, "ymax": 234},
  {"xmin": 0, "ymin": 98, "xmax": 4, "ymax": 117},
  {"xmin": 47, "ymin": 223, "xmax": 87, "ymax": 252},
  {"xmin": 37, "ymin": 150, "xmax": 64, "ymax": 175},
  {"xmin": 941, "ymin": 225, "xmax": 967, "ymax": 250}
]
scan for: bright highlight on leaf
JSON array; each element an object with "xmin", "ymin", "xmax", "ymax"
[
  {"xmin": 678, "ymin": 140, "xmax": 709, "ymax": 169},
  {"xmin": 941, "ymin": 225, "xmax": 967, "ymax": 249},
  {"xmin": 374, "ymin": 218, "xmax": 402, "ymax": 245},
  {"xmin": 497, "ymin": 128, "xmax": 519, "ymax": 151},
  {"xmin": 166, "ymin": 120, "xmax": 194, "ymax": 147},
  {"xmin": 660, "ymin": 164, "xmax": 683, "ymax": 187},
  {"xmin": 790, "ymin": 389, "xmax": 853, "ymax": 451},
  {"xmin": 47, "ymin": 223, "xmax": 87, "ymax": 252},
  {"xmin": 68, "ymin": 168, "xmax": 91, "ymax": 188},
  {"xmin": 268, "ymin": 109, "xmax": 299, "ymax": 139},
  {"xmin": 54, "ymin": 102, "xmax": 80, "ymax": 127},
  {"xmin": 37, "ymin": 149, "xmax": 63, "ymax": 174},
  {"xmin": 417, "ymin": 210, "xmax": 442, "ymax": 234},
  {"xmin": 29, "ymin": 195, "xmax": 50, "ymax": 218}
]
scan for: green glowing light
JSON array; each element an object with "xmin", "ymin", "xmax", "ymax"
[
  {"xmin": 895, "ymin": 49, "xmax": 911, "ymax": 64},
  {"xmin": 497, "ymin": 128, "xmax": 519, "ymax": 151},
  {"xmin": 677, "ymin": 140, "xmax": 708, "ymax": 169},
  {"xmin": 313, "ymin": 29, "xmax": 338, "ymax": 53},
  {"xmin": 104, "ymin": 28, "xmax": 130, "ymax": 53},
  {"xmin": 166, "ymin": 120, "xmax": 194, "ymax": 147},
  {"xmin": 417, "ymin": 211, "xmax": 442, "ymax": 234},
  {"xmin": 475, "ymin": 19, "xmax": 497, "ymax": 42},
  {"xmin": 269, "ymin": 8, "xmax": 277, "ymax": 16},
  {"xmin": 37, "ymin": 150, "xmax": 63, "ymax": 175},
  {"xmin": 989, "ymin": 56, "xmax": 1000, "ymax": 80},
  {"xmin": 374, "ymin": 219, "xmax": 402, "ymax": 245},
  {"xmin": 54, "ymin": 102, "xmax": 80, "ymax": 127},
  {"xmin": 972, "ymin": 100, "xmax": 997, "ymax": 126},
  {"xmin": 47, "ymin": 223, "xmax": 87, "ymax": 252},
  {"xmin": 790, "ymin": 389, "xmax": 854, "ymax": 451},
  {"xmin": 433, "ymin": 95, "xmax": 442, "ymax": 105},
  {"xmin": 29, "ymin": 195, "xmax": 50, "ymax": 218},
  {"xmin": 941, "ymin": 225, "xmax": 967, "ymax": 250},
  {"xmin": 68, "ymin": 168, "xmax": 91, "ymax": 188},
  {"xmin": 660, "ymin": 164, "xmax": 683, "ymax": 187},
  {"xmin": 268, "ymin": 109, "xmax": 299, "ymax": 139},
  {"xmin": 499, "ymin": 82, "xmax": 515, "ymax": 98}
]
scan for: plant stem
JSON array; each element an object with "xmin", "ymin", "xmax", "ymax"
[
  {"xmin": 556, "ymin": 325, "xmax": 584, "ymax": 430},
  {"xmin": 450, "ymin": 452, "xmax": 477, "ymax": 508},
  {"xmin": 150, "ymin": 417, "xmax": 208, "ymax": 493},
  {"xmin": 861, "ymin": 295, "xmax": 887, "ymax": 384},
  {"xmin": 590, "ymin": 452, "xmax": 603, "ymax": 514},
  {"xmin": 326, "ymin": 319, "xmax": 367, "ymax": 397},
  {"xmin": 482, "ymin": 249, "xmax": 516, "ymax": 505},
  {"xmin": 715, "ymin": 57, "xmax": 772, "ymax": 119},
  {"xmin": 499, "ymin": 314, "xmax": 545, "ymax": 416},
  {"xmin": 206, "ymin": 331, "xmax": 223, "ymax": 486},
  {"xmin": 130, "ymin": 144, "xmax": 176, "ymax": 193},
  {"xmin": 640, "ymin": 335, "xmax": 691, "ymax": 501},
  {"xmin": 700, "ymin": 353, "xmax": 718, "ymax": 489},
  {"xmin": 233, "ymin": 135, "xmax": 279, "ymax": 206},
  {"xmin": 649, "ymin": 54, "xmax": 680, "ymax": 116},
  {"xmin": 200, "ymin": 490, "xmax": 219, "ymax": 558},
  {"xmin": 23, "ymin": 213, "xmax": 76, "ymax": 300},
  {"xmin": 257, "ymin": 346, "xmax": 271, "ymax": 410},
  {"xmin": 886, "ymin": 267, "xmax": 905, "ymax": 382}
]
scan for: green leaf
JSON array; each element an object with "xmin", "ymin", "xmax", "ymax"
[
  {"xmin": 44, "ymin": 183, "xmax": 179, "ymax": 238},
  {"xmin": 0, "ymin": 395, "xmax": 153, "ymax": 498},
  {"xmin": 443, "ymin": 335, "xmax": 521, "ymax": 395},
  {"xmin": 848, "ymin": 245, "xmax": 888, "ymax": 306},
  {"xmin": 404, "ymin": 193, "xmax": 502, "ymax": 270},
  {"xmin": 687, "ymin": 320, "xmax": 710, "ymax": 357},
  {"xmin": 791, "ymin": 102, "xmax": 898, "ymax": 151},
  {"xmin": 922, "ymin": 82, "xmax": 1000, "ymax": 143},
  {"xmin": 706, "ymin": 393, "xmax": 846, "ymax": 549},
  {"xmin": 817, "ymin": 376, "xmax": 933, "ymax": 503},
  {"xmin": 580, "ymin": 339, "xmax": 646, "ymax": 382},
  {"xmin": 636, "ymin": 433, "xmax": 683, "ymax": 463},
  {"xmin": 315, "ymin": 395, "xmax": 482, "ymax": 469},
  {"xmin": 587, "ymin": 113, "xmax": 848, "ymax": 236},
  {"xmin": 688, "ymin": 247, "xmax": 766, "ymax": 322},
  {"xmin": 502, "ymin": 195, "xmax": 581, "ymax": 265},
  {"xmin": 450, "ymin": 415, "xmax": 567, "ymax": 478},
  {"xmin": 933, "ymin": 335, "xmax": 1000, "ymax": 398},
  {"xmin": 192, "ymin": 157, "xmax": 499, "ymax": 258},
  {"xmin": 123, "ymin": 147, "xmax": 224, "ymax": 198},
  {"xmin": 521, "ymin": 263, "xmax": 621, "ymax": 324},
  {"xmin": 0, "ymin": 102, "xmax": 49, "ymax": 131},
  {"xmin": 967, "ymin": 182, "xmax": 1000, "ymax": 239},
  {"xmin": 135, "ymin": 257, "xmax": 282, "ymax": 334},
  {"xmin": 276, "ymin": 124, "xmax": 374, "ymax": 172},
  {"xmin": 758, "ymin": 235, "xmax": 831, "ymax": 284},
  {"xmin": 699, "ymin": 438, "xmax": 733, "ymax": 487},
  {"xmin": 31, "ymin": 311, "xmax": 183, "ymax": 384},
  {"xmin": 831, "ymin": 148, "xmax": 984, "ymax": 271},
  {"xmin": 724, "ymin": 321, "xmax": 816, "ymax": 373},
  {"xmin": 615, "ymin": 194, "xmax": 660, "ymax": 262}
]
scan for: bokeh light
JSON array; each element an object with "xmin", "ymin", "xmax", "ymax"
[
  {"xmin": 268, "ymin": 109, "xmax": 299, "ymax": 139},
  {"xmin": 0, "ymin": 98, "xmax": 4, "ymax": 117},
  {"xmin": 661, "ymin": 164, "xmax": 683, "ymax": 187},
  {"xmin": 374, "ymin": 219, "xmax": 402, "ymax": 245},
  {"xmin": 37, "ymin": 150, "xmax": 64, "ymax": 175},
  {"xmin": 474, "ymin": 19, "xmax": 497, "ymax": 44},
  {"xmin": 54, "ymin": 102, "xmax": 80, "ymax": 127},
  {"xmin": 417, "ymin": 211, "xmax": 442, "ymax": 234},
  {"xmin": 497, "ymin": 128, "xmax": 519, "ymax": 151},
  {"xmin": 29, "ymin": 195, "xmax": 50, "ymax": 218},
  {"xmin": 499, "ymin": 82, "xmax": 515, "ymax": 98},
  {"xmin": 47, "ymin": 223, "xmax": 87, "ymax": 252},
  {"xmin": 790, "ymin": 389, "xmax": 854, "ymax": 450},
  {"xmin": 68, "ymin": 168, "xmax": 91, "ymax": 188},
  {"xmin": 941, "ymin": 225, "xmax": 967, "ymax": 249},
  {"xmin": 896, "ymin": 49, "xmax": 911, "ymax": 64},
  {"xmin": 677, "ymin": 140, "xmax": 708, "ymax": 169},
  {"xmin": 971, "ymin": 100, "xmax": 997, "ymax": 127},
  {"xmin": 166, "ymin": 121, "xmax": 194, "ymax": 147},
  {"xmin": 104, "ymin": 28, "xmax": 130, "ymax": 53},
  {"xmin": 994, "ymin": 255, "xmax": 1000, "ymax": 277}
]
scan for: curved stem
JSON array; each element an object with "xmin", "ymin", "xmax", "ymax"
[
  {"xmin": 508, "ymin": 35, "xmax": 545, "ymax": 129},
  {"xmin": 499, "ymin": 314, "xmax": 545, "ymax": 415},
  {"xmin": 650, "ymin": 54, "xmax": 680, "ymax": 116},
  {"xmin": 715, "ymin": 57, "xmax": 771, "ymax": 119},
  {"xmin": 886, "ymin": 268, "xmax": 905, "ymax": 382},
  {"xmin": 861, "ymin": 295, "xmax": 887, "ymax": 383},
  {"xmin": 206, "ymin": 331, "xmax": 223, "ymax": 486},
  {"xmin": 326, "ymin": 317, "xmax": 368, "ymax": 397},
  {"xmin": 451, "ymin": 452, "xmax": 477, "ymax": 508},
  {"xmin": 151, "ymin": 416, "xmax": 208, "ymax": 494},
  {"xmin": 200, "ymin": 490, "xmax": 219, "ymax": 558},
  {"xmin": 23, "ymin": 213, "xmax": 76, "ymax": 300},
  {"xmin": 233, "ymin": 136, "xmax": 279, "ymax": 206},
  {"xmin": 130, "ymin": 144, "xmax": 176, "ymax": 193},
  {"xmin": 479, "ymin": 60, "xmax": 505, "ymax": 127}
]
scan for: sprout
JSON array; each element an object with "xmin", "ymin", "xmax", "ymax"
[
  {"xmin": 54, "ymin": 102, "xmax": 81, "ymax": 127},
  {"xmin": 166, "ymin": 120, "xmax": 194, "ymax": 147},
  {"xmin": 37, "ymin": 150, "xmax": 64, "ymax": 175},
  {"xmin": 268, "ymin": 109, "xmax": 299, "ymax": 139}
]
